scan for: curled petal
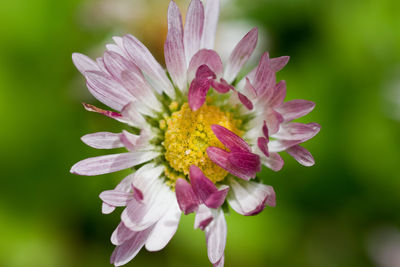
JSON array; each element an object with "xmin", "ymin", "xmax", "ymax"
[
  {"xmin": 194, "ymin": 204, "xmax": 214, "ymax": 230},
  {"xmin": 228, "ymin": 151, "xmax": 261, "ymax": 173},
  {"xmin": 261, "ymin": 152, "xmax": 284, "ymax": 172},
  {"xmin": 287, "ymin": 145, "xmax": 315, "ymax": 166},
  {"xmin": 211, "ymin": 124, "xmax": 251, "ymax": 152},
  {"xmin": 237, "ymin": 92, "xmax": 254, "ymax": 110},
  {"xmin": 81, "ymin": 132, "xmax": 123, "ymax": 149},
  {"xmin": 205, "ymin": 209, "xmax": 226, "ymax": 264},
  {"xmin": 211, "ymin": 78, "xmax": 233, "ymax": 93},
  {"xmin": 99, "ymin": 190, "xmax": 133, "ymax": 207},
  {"xmin": 276, "ymin": 99, "xmax": 316, "ymax": 122},
  {"xmin": 188, "ymin": 49, "xmax": 223, "ymax": 82},
  {"xmin": 175, "ymin": 178, "xmax": 199, "ymax": 215},
  {"xmin": 188, "ymin": 65, "xmax": 216, "ymax": 111},
  {"xmin": 204, "ymin": 186, "xmax": 229, "ymax": 209},
  {"xmin": 111, "ymin": 222, "xmax": 136, "ymax": 246}
]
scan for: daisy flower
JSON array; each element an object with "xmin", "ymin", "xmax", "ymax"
[{"xmin": 70, "ymin": 0, "xmax": 320, "ymax": 266}]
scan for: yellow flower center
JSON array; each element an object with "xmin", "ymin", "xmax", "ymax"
[{"xmin": 163, "ymin": 102, "xmax": 242, "ymax": 184}]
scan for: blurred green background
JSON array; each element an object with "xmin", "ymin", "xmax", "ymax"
[{"xmin": 1, "ymin": 0, "xmax": 400, "ymax": 266}]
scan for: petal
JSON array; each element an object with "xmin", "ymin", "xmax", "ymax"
[
  {"xmin": 213, "ymin": 254, "xmax": 225, "ymax": 267},
  {"xmin": 273, "ymin": 122, "xmax": 321, "ymax": 141},
  {"xmin": 82, "ymin": 103, "xmax": 125, "ymax": 123},
  {"xmin": 205, "ymin": 209, "xmax": 226, "ymax": 264},
  {"xmin": 227, "ymin": 177, "xmax": 276, "ymax": 216},
  {"xmin": 224, "ymin": 27, "xmax": 258, "ymax": 83},
  {"xmin": 187, "ymin": 49, "xmax": 223, "ymax": 82},
  {"xmin": 72, "ymin": 53, "xmax": 100, "ymax": 74},
  {"xmin": 261, "ymin": 152, "xmax": 284, "ymax": 171},
  {"xmin": 276, "ymin": 99, "xmax": 316, "ymax": 122},
  {"xmin": 268, "ymin": 80, "xmax": 286, "ymax": 108},
  {"xmin": 200, "ymin": 0, "xmax": 220, "ymax": 49},
  {"xmin": 102, "ymin": 203, "xmax": 115, "ymax": 214},
  {"xmin": 270, "ymin": 56, "xmax": 290, "ymax": 72},
  {"xmin": 111, "ymin": 222, "xmax": 136, "ymax": 246},
  {"xmin": 184, "ymin": 0, "xmax": 205, "ymax": 65},
  {"xmin": 286, "ymin": 145, "xmax": 315, "ymax": 166},
  {"xmin": 194, "ymin": 204, "xmax": 213, "ymax": 230},
  {"xmin": 207, "ymin": 147, "xmax": 255, "ymax": 180},
  {"xmin": 211, "ymin": 124, "xmax": 251, "ymax": 152},
  {"xmin": 189, "ymin": 165, "xmax": 217, "ymax": 202},
  {"xmin": 257, "ymin": 137, "xmax": 269, "ymax": 157},
  {"xmin": 228, "ymin": 151, "xmax": 261, "ymax": 173},
  {"xmin": 204, "ymin": 186, "xmax": 229, "ymax": 209},
  {"xmin": 175, "ymin": 178, "xmax": 199, "ymax": 215},
  {"xmin": 188, "ymin": 65, "xmax": 215, "ymax": 111},
  {"xmin": 265, "ymin": 109, "xmax": 284, "ymax": 135},
  {"xmin": 81, "ymin": 132, "xmax": 123, "ymax": 149},
  {"xmin": 110, "ymin": 227, "xmax": 153, "ymax": 266},
  {"xmin": 211, "ymin": 78, "xmax": 234, "ymax": 93},
  {"xmin": 145, "ymin": 198, "xmax": 181, "ymax": 251},
  {"xmin": 123, "ymin": 34, "xmax": 175, "ymax": 98},
  {"xmin": 253, "ymin": 52, "xmax": 276, "ymax": 96},
  {"xmin": 103, "ymin": 50, "xmax": 138, "ymax": 81},
  {"xmin": 99, "ymin": 190, "xmax": 133, "ymax": 207},
  {"xmin": 70, "ymin": 151, "xmax": 159, "ymax": 176},
  {"xmin": 237, "ymin": 92, "xmax": 254, "ymax": 110},
  {"xmin": 165, "ymin": 1, "xmax": 187, "ymax": 90},
  {"xmin": 119, "ymin": 101, "xmax": 148, "ymax": 128},
  {"xmin": 85, "ymin": 71, "xmax": 132, "ymax": 111},
  {"xmin": 119, "ymin": 130, "xmax": 151, "ymax": 152}
]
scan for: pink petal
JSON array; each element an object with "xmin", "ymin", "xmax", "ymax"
[
  {"xmin": 165, "ymin": 1, "xmax": 187, "ymax": 90},
  {"xmin": 261, "ymin": 152, "xmax": 284, "ymax": 171},
  {"xmin": 257, "ymin": 137, "xmax": 269, "ymax": 157},
  {"xmin": 253, "ymin": 52, "xmax": 276, "ymax": 96},
  {"xmin": 102, "ymin": 203, "xmax": 115, "ymax": 214},
  {"xmin": 200, "ymin": 0, "xmax": 220, "ymax": 49},
  {"xmin": 270, "ymin": 56, "xmax": 290, "ymax": 72},
  {"xmin": 262, "ymin": 120, "xmax": 269, "ymax": 139},
  {"xmin": 273, "ymin": 122, "xmax": 321, "ymax": 141},
  {"xmin": 265, "ymin": 109, "xmax": 284, "ymax": 135},
  {"xmin": 194, "ymin": 204, "xmax": 213, "ymax": 230},
  {"xmin": 70, "ymin": 151, "xmax": 159, "ymax": 176},
  {"xmin": 205, "ymin": 209, "xmax": 226, "ymax": 264},
  {"xmin": 189, "ymin": 165, "xmax": 217, "ymax": 201},
  {"xmin": 145, "ymin": 199, "xmax": 181, "ymax": 251},
  {"xmin": 111, "ymin": 222, "xmax": 136, "ymax": 246},
  {"xmin": 99, "ymin": 190, "xmax": 133, "ymax": 206},
  {"xmin": 213, "ymin": 254, "xmax": 225, "ymax": 267},
  {"xmin": 82, "ymin": 103, "xmax": 124, "ymax": 122},
  {"xmin": 110, "ymin": 227, "xmax": 153, "ymax": 266},
  {"xmin": 276, "ymin": 99, "xmax": 316, "ymax": 122},
  {"xmin": 211, "ymin": 124, "xmax": 251, "ymax": 152},
  {"xmin": 188, "ymin": 65, "xmax": 215, "ymax": 111},
  {"xmin": 175, "ymin": 178, "xmax": 199, "ymax": 215},
  {"xmin": 227, "ymin": 177, "xmax": 276, "ymax": 216},
  {"xmin": 211, "ymin": 78, "xmax": 234, "ymax": 93},
  {"xmin": 123, "ymin": 34, "xmax": 175, "ymax": 97},
  {"xmin": 81, "ymin": 132, "xmax": 123, "ymax": 149},
  {"xmin": 242, "ymin": 77, "xmax": 257, "ymax": 99},
  {"xmin": 72, "ymin": 53, "xmax": 100, "ymax": 74},
  {"xmin": 224, "ymin": 27, "xmax": 258, "ymax": 83},
  {"xmin": 184, "ymin": 0, "xmax": 205, "ymax": 65},
  {"xmin": 228, "ymin": 151, "xmax": 261, "ymax": 173},
  {"xmin": 103, "ymin": 51, "xmax": 138, "ymax": 81},
  {"xmin": 237, "ymin": 92, "xmax": 254, "ymax": 110},
  {"xmin": 207, "ymin": 147, "xmax": 255, "ymax": 180},
  {"xmin": 85, "ymin": 71, "xmax": 132, "ymax": 111},
  {"xmin": 119, "ymin": 101, "xmax": 147, "ymax": 128},
  {"xmin": 187, "ymin": 49, "xmax": 223, "ymax": 82},
  {"xmin": 268, "ymin": 80, "xmax": 286, "ymax": 108},
  {"xmin": 287, "ymin": 145, "xmax": 315, "ymax": 166},
  {"xmin": 204, "ymin": 186, "xmax": 229, "ymax": 209}
]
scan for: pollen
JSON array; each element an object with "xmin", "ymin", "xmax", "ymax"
[{"xmin": 164, "ymin": 102, "xmax": 242, "ymax": 183}]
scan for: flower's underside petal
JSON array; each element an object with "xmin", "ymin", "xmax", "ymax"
[
  {"xmin": 286, "ymin": 145, "xmax": 315, "ymax": 166},
  {"xmin": 102, "ymin": 173, "xmax": 136, "ymax": 214},
  {"xmin": 187, "ymin": 49, "xmax": 223, "ymax": 82},
  {"xmin": 72, "ymin": 53, "xmax": 100, "ymax": 74},
  {"xmin": 264, "ymin": 109, "xmax": 284, "ymax": 135},
  {"xmin": 200, "ymin": 0, "xmax": 220, "ymax": 49},
  {"xmin": 70, "ymin": 151, "xmax": 159, "ymax": 176},
  {"xmin": 165, "ymin": 1, "xmax": 187, "ymax": 91},
  {"xmin": 81, "ymin": 132, "xmax": 123, "ymax": 149},
  {"xmin": 211, "ymin": 78, "xmax": 233, "ymax": 93},
  {"xmin": 273, "ymin": 122, "xmax": 321, "ymax": 141},
  {"xmin": 175, "ymin": 178, "xmax": 199, "ymax": 215},
  {"xmin": 211, "ymin": 124, "xmax": 251, "ymax": 152},
  {"xmin": 276, "ymin": 99, "xmax": 316, "ymax": 122},
  {"xmin": 99, "ymin": 190, "xmax": 133, "ymax": 207},
  {"xmin": 227, "ymin": 177, "xmax": 276, "ymax": 216},
  {"xmin": 123, "ymin": 34, "xmax": 175, "ymax": 98},
  {"xmin": 189, "ymin": 165, "xmax": 217, "ymax": 202},
  {"xmin": 184, "ymin": 0, "xmax": 204, "ymax": 66},
  {"xmin": 102, "ymin": 203, "xmax": 116, "ymax": 214},
  {"xmin": 261, "ymin": 152, "xmax": 284, "ymax": 171},
  {"xmin": 224, "ymin": 27, "xmax": 258, "ymax": 84},
  {"xmin": 270, "ymin": 56, "xmax": 290, "ymax": 72},
  {"xmin": 111, "ymin": 222, "xmax": 136, "ymax": 246},
  {"xmin": 145, "ymin": 198, "xmax": 181, "ymax": 251},
  {"xmin": 206, "ymin": 209, "xmax": 226, "ymax": 264},
  {"xmin": 110, "ymin": 227, "xmax": 153, "ymax": 267},
  {"xmin": 194, "ymin": 204, "xmax": 213, "ymax": 230},
  {"xmin": 204, "ymin": 185, "xmax": 229, "ymax": 209},
  {"xmin": 85, "ymin": 71, "xmax": 133, "ymax": 111}
]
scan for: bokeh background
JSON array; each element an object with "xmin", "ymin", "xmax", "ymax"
[{"xmin": 1, "ymin": 0, "xmax": 400, "ymax": 266}]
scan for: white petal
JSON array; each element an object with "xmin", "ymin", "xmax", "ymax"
[
  {"xmin": 184, "ymin": 0, "xmax": 205, "ymax": 65},
  {"xmin": 81, "ymin": 132, "xmax": 123, "ymax": 149},
  {"xmin": 205, "ymin": 209, "xmax": 226, "ymax": 264},
  {"xmin": 72, "ymin": 53, "xmax": 100, "ymax": 74},
  {"xmin": 200, "ymin": 0, "xmax": 220, "ymax": 49}
]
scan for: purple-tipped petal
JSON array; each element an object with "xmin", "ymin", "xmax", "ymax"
[
  {"xmin": 276, "ymin": 99, "xmax": 316, "ymax": 122},
  {"xmin": 268, "ymin": 80, "xmax": 286, "ymax": 108},
  {"xmin": 242, "ymin": 77, "xmax": 257, "ymax": 99},
  {"xmin": 224, "ymin": 27, "xmax": 258, "ymax": 83},
  {"xmin": 145, "ymin": 199, "xmax": 181, "ymax": 251},
  {"xmin": 188, "ymin": 49, "xmax": 223, "ymax": 82},
  {"xmin": 228, "ymin": 151, "xmax": 261, "ymax": 173},
  {"xmin": 273, "ymin": 122, "xmax": 321, "ymax": 141},
  {"xmin": 184, "ymin": 0, "xmax": 205, "ymax": 65},
  {"xmin": 257, "ymin": 137, "xmax": 269, "ymax": 157},
  {"xmin": 207, "ymin": 147, "xmax": 255, "ymax": 180},
  {"xmin": 200, "ymin": 0, "xmax": 220, "ymax": 49},
  {"xmin": 72, "ymin": 53, "xmax": 100, "ymax": 74},
  {"xmin": 194, "ymin": 204, "xmax": 214, "ymax": 230},
  {"xmin": 261, "ymin": 152, "xmax": 284, "ymax": 171},
  {"xmin": 81, "ymin": 132, "xmax": 123, "ymax": 149},
  {"xmin": 270, "ymin": 56, "xmax": 290, "ymax": 72},
  {"xmin": 70, "ymin": 151, "xmax": 158, "ymax": 176},
  {"xmin": 82, "ymin": 103, "xmax": 123, "ymax": 121},
  {"xmin": 175, "ymin": 178, "xmax": 199, "ymax": 215},
  {"xmin": 237, "ymin": 92, "xmax": 254, "ymax": 110},
  {"xmin": 253, "ymin": 53, "xmax": 276, "ymax": 96},
  {"xmin": 165, "ymin": 1, "xmax": 187, "ymax": 90},
  {"xmin": 189, "ymin": 165, "xmax": 217, "ymax": 201},
  {"xmin": 227, "ymin": 177, "xmax": 276, "ymax": 216},
  {"xmin": 262, "ymin": 120, "xmax": 269, "ymax": 139},
  {"xmin": 211, "ymin": 124, "xmax": 251, "ymax": 152},
  {"xmin": 111, "ymin": 222, "xmax": 136, "ymax": 246},
  {"xmin": 119, "ymin": 101, "xmax": 147, "ymax": 128},
  {"xmin": 99, "ymin": 190, "xmax": 133, "ymax": 207},
  {"xmin": 265, "ymin": 109, "xmax": 284, "ymax": 135},
  {"xmin": 211, "ymin": 78, "xmax": 234, "ymax": 93},
  {"xmin": 205, "ymin": 209, "xmax": 226, "ymax": 264},
  {"xmin": 205, "ymin": 186, "xmax": 229, "ymax": 209},
  {"xmin": 188, "ymin": 65, "xmax": 216, "ymax": 110},
  {"xmin": 287, "ymin": 145, "xmax": 315, "ymax": 166}
]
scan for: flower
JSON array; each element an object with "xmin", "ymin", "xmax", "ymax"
[{"xmin": 70, "ymin": 0, "xmax": 320, "ymax": 266}]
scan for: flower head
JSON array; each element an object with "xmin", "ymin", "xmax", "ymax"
[{"xmin": 71, "ymin": 0, "xmax": 320, "ymax": 266}]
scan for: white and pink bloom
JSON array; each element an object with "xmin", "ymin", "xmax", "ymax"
[{"xmin": 71, "ymin": 0, "xmax": 320, "ymax": 266}]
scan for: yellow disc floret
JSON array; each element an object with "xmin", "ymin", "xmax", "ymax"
[{"xmin": 163, "ymin": 102, "xmax": 242, "ymax": 184}]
